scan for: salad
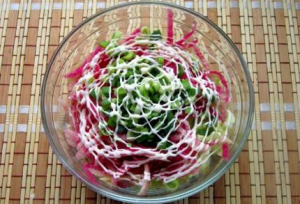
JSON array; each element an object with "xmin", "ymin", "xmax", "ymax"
[{"xmin": 64, "ymin": 10, "xmax": 234, "ymax": 195}]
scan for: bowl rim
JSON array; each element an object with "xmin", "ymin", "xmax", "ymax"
[{"xmin": 41, "ymin": 1, "xmax": 254, "ymax": 203}]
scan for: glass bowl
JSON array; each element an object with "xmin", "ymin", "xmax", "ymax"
[{"xmin": 41, "ymin": 2, "xmax": 254, "ymax": 203}]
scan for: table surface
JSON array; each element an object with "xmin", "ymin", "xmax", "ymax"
[{"xmin": 0, "ymin": 0, "xmax": 300, "ymax": 204}]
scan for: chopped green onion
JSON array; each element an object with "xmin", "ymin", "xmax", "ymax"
[
  {"xmin": 197, "ymin": 125, "xmax": 214, "ymax": 136},
  {"xmin": 107, "ymin": 115, "xmax": 117, "ymax": 127},
  {"xmin": 158, "ymin": 141, "xmax": 171, "ymax": 150},
  {"xmin": 141, "ymin": 26, "xmax": 151, "ymax": 35},
  {"xmin": 187, "ymin": 88, "xmax": 196, "ymax": 97},
  {"xmin": 152, "ymin": 82, "xmax": 161, "ymax": 92},
  {"xmin": 107, "ymin": 66, "xmax": 116, "ymax": 74},
  {"xmin": 151, "ymin": 93, "xmax": 160, "ymax": 103},
  {"xmin": 185, "ymin": 107, "xmax": 193, "ymax": 114},
  {"xmin": 165, "ymin": 180, "xmax": 179, "ymax": 192},
  {"xmin": 117, "ymin": 58, "xmax": 125, "ymax": 64},
  {"xmin": 101, "ymin": 98, "xmax": 111, "ymax": 111},
  {"xmin": 130, "ymin": 104, "xmax": 137, "ymax": 112},
  {"xmin": 112, "ymin": 31, "xmax": 122, "ymax": 39},
  {"xmin": 171, "ymin": 100, "xmax": 181, "ymax": 109},
  {"xmin": 150, "ymin": 111, "xmax": 159, "ymax": 118},
  {"xmin": 90, "ymin": 89, "xmax": 97, "ymax": 99},
  {"xmin": 150, "ymin": 68, "xmax": 160, "ymax": 76},
  {"xmin": 139, "ymin": 86, "xmax": 149, "ymax": 98},
  {"xmin": 100, "ymin": 40, "xmax": 110, "ymax": 48},
  {"xmin": 123, "ymin": 51, "xmax": 136, "ymax": 61},
  {"xmin": 99, "ymin": 128, "xmax": 109, "ymax": 136},
  {"xmin": 126, "ymin": 69, "xmax": 134, "ymax": 78},
  {"xmin": 178, "ymin": 64, "xmax": 184, "ymax": 78},
  {"xmin": 126, "ymin": 131, "xmax": 135, "ymax": 138},
  {"xmin": 111, "ymin": 76, "xmax": 120, "ymax": 87},
  {"xmin": 90, "ymin": 87, "xmax": 101, "ymax": 100},
  {"xmin": 101, "ymin": 86, "xmax": 110, "ymax": 97},
  {"xmin": 127, "ymin": 78, "xmax": 135, "ymax": 85},
  {"xmin": 157, "ymin": 57, "xmax": 164, "ymax": 65},
  {"xmin": 117, "ymin": 87, "xmax": 127, "ymax": 98},
  {"xmin": 150, "ymin": 30, "xmax": 162, "ymax": 40},
  {"xmin": 181, "ymin": 79, "xmax": 191, "ymax": 90}
]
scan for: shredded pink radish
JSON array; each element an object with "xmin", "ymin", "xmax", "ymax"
[
  {"xmin": 176, "ymin": 23, "xmax": 196, "ymax": 46},
  {"xmin": 64, "ymin": 129, "xmax": 80, "ymax": 147},
  {"xmin": 208, "ymin": 71, "xmax": 230, "ymax": 103},
  {"xmin": 167, "ymin": 9, "xmax": 174, "ymax": 44},
  {"xmin": 222, "ymin": 143, "xmax": 229, "ymax": 160},
  {"xmin": 65, "ymin": 66, "xmax": 84, "ymax": 78},
  {"xmin": 193, "ymin": 45, "xmax": 210, "ymax": 70},
  {"xmin": 125, "ymin": 28, "xmax": 141, "ymax": 42},
  {"xmin": 83, "ymin": 165, "xmax": 97, "ymax": 183}
]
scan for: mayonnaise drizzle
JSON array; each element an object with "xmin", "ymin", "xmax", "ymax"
[{"xmin": 68, "ymin": 37, "xmax": 232, "ymax": 185}]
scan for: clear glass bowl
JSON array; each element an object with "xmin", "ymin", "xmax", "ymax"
[{"xmin": 41, "ymin": 2, "xmax": 254, "ymax": 203}]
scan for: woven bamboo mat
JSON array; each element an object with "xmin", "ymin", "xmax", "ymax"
[{"xmin": 0, "ymin": 0, "xmax": 300, "ymax": 204}]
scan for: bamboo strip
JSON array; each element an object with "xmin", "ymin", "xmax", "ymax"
[
  {"xmin": 20, "ymin": 1, "xmax": 52, "ymax": 203},
  {"xmin": 241, "ymin": 1, "xmax": 267, "ymax": 204},
  {"xmin": 283, "ymin": 1, "xmax": 300, "ymax": 203},
  {"xmin": 261, "ymin": 1, "xmax": 292, "ymax": 204},
  {"xmin": 0, "ymin": 1, "xmax": 31, "ymax": 203}
]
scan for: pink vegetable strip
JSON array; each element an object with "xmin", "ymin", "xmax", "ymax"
[
  {"xmin": 64, "ymin": 129, "xmax": 80, "ymax": 147},
  {"xmin": 125, "ymin": 28, "xmax": 141, "ymax": 42},
  {"xmin": 167, "ymin": 9, "xmax": 174, "ymax": 44},
  {"xmin": 176, "ymin": 23, "xmax": 196, "ymax": 46},
  {"xmin": 65, "ymin": 66, "xmax": 84, "ymax": 78},
  {"xmin": 208, "ymin": 70, "xmax": 230, "ymax": 103},
  {"xmin": 193, "ymin": 45, "xmax": 210, "ymax": 70},
  {"xmin": 222, "ymin": 143, "xmax": 229, "ymax": 160},
  {"xmin": 65, "ymin": 46, "xmax": 103, "ymax": 78},
  {"xmin": 83, "ymin": 164, "xmax": 97, "ymax": 184}
]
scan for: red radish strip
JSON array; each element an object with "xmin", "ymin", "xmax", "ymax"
[
  {"xmin": 218, "ymin": 103, "xmax": 227, "ymax": 122},
  {"xmin": 193, "ymin": 45, "xmax": 210, "ymax": 70},
  {"xmin": 76, "ymin": 146, "xmax": 88, "ymax": 160},
  {"xmin": 89, "ymin": 168, "xmax": 106, "ymax": 177},
  {"xmin": 125, "ymin": 28, "xmax": 141, "ymax": 42},
  {"xmin": 64, "ymin": 129, "xmax": 80, "ymax": 147},
  {"xmin": 176, "ymin": 23, "xmax": 196, "ymax": 46},
  {"xmin": 65, "ymin": 66, "xmax": 84, "ymax": 78},
  {"xmin": 65, "ymin": 46, "xmax": 104, "ymax": 78},
  {"xmin": 83, "ymin": 165, "xmax": 97, "ymax": 183},
  {"xmin": 185, "ymin": 38, "xmax": 198, "ymax": 49},
  {"xmin": 208, "ymin": 71, "xmax": 230, "ymax": 103},
  {"xmin": 222, "ymin": 143, "xmax": 229, "ymax": 160},
  {"xmin": 167, "ymin": 9, "xmax": 174, "ymax": 44}
]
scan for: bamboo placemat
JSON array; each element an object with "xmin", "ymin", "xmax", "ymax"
[{"xmin": 0, "ymin": 0, "xmax": 300, "ymax": 204}]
